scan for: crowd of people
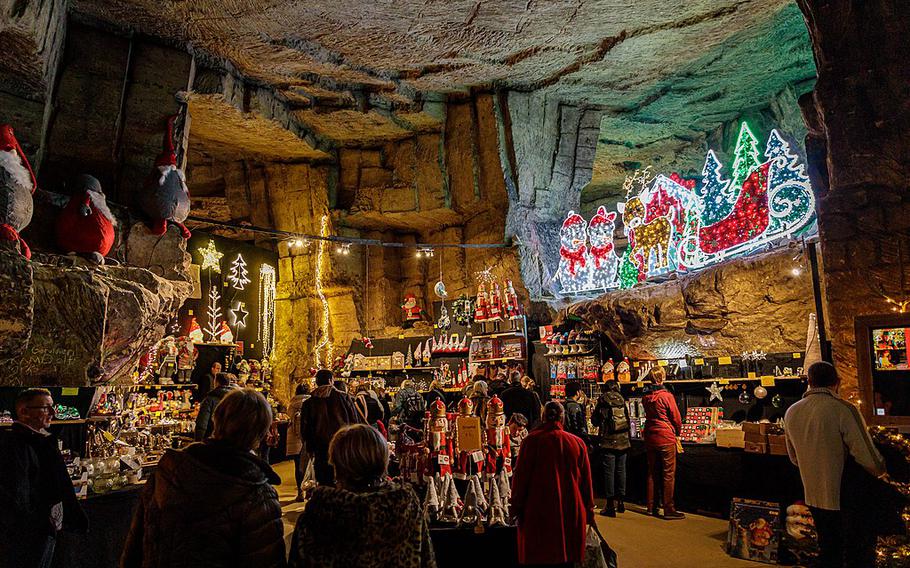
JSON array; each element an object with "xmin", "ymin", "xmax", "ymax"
[{"xmin": 0, "ymin": 360, "xmax": 893, "ymax": 568}]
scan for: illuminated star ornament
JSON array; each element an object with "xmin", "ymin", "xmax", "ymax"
[
  {"xmin": 231, "ymin": 302, "xmax": 249, "ymax": 328},
  {"xmin": 198, "ymin": 240, "xmax": 223, "ymax": 273},
  {"xmin": 706, "ymin": 382, "xmax": 723, "ymax": 403}
]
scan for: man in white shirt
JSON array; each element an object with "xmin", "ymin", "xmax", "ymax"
[{"xmin": 785, "ymin": 362, "xmax": 886, "ymax": 568}]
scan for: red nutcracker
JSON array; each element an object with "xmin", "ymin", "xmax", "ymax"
[
  {"xmin": 484, "ymin": 396, "xmax": 511, "ymax": 475},
  {"xmin": 488, "ymin": 282, "xmax": 503, "ymax": 321},
  {"xmin": 504, "ymin": 280, "xmax": 522, "ymax": 319},
  {"xmin": 424, "ymin": 399, "xmax": 453, "ymax": 479},
  {"xmin": 454, "ymin": 397, "xmax": 483, "ymax": 480},
  {"xmin": 474, "ymin": 284, "xmax": 489, "ymax": 322}
]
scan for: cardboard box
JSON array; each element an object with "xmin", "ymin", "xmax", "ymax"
[
  {"xmin": 769, "ymin": 442, "xmax": 789, "ymax": 456},
  {"xmin": 767, "ymin": 433, "xmax": 787, "ymax": 446},
  {"xmin": 727, "ymin": 498, "xmax": 780, "ymax": 564},
  {"xmin": 743, "ymin": 422, "xmax": 773, "ymax": 435},
  {"xmin": 716, "ymin": 428, "xmax": 745, "ymax": 448},
  {"xmin": 744, "ymin": 441, "xmax": 768, "ymax": 454},
  {"xmin": 745, "ymin": 432, "xmax": 769, "ymax": 444}
]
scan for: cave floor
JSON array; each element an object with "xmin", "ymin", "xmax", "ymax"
[{"xmin": 273, "ymin": 460, "xmax": 763, "ymax": 568}]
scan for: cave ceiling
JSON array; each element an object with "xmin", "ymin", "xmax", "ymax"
[{"xmin": 25, "ymin": 0, "xmax": 814, "ymax": 224}]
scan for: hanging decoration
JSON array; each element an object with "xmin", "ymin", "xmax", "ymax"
[
  {"xmin": 555, "ymin": 122, "xmax": 816, "ymax": 295},
  {"xmin": 198, "ymin": 239, "xmax": 223, "ymax": 273},
  {"xmin": 452, "ymin": 295, "xmax": 475, "ymax": 326},
  {"xmin": 437, "ymin": 304, "xmax": 451, "ymax": 330},
  {"xmin": 258, "ymin": 264, "xmax": 276, "ymax": 358},
  {"xmin": 706, "ymin": 382, "xmax": 723, "ymax": 403},
  {"xmin": 231, "ymin": 302, "xmax": 249, "ymax": 329},
  {"xmin": 313, "ymin": 214, "xmax": 332, "ymax": 367},
  {"xmin": 227, "ymin": 253, "xmax": 251, "ymax": 290},
  {"xmin": 205, "ymin": 286, "xmax": 222, "ymax": 342}
]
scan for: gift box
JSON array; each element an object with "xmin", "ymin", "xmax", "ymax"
[
  {"xmin": 744, "ymin": 441, "xmax": 768, "ymax": 454},
  {"xmin": 743, "ymin": 422, "xmax": 773, "ymax": 435},
  {"xmin": 716, "ymin": 427, "xmax": 745, "ymax": 448},
  {"xmin": 727, "ymin": 498, "xmax": 781, "ymax": 564}
]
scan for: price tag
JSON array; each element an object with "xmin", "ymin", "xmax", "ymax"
[
  {"xmin": 632, "ymin": 361, "xmax": 640, "ymax": 367},
  {"xmin": 718, "ymin": 356, "xmax": 733, "ymax": 365},
  {"xmin": 61, "ymin": 387, "xmax": 79, "ymax": 396},
  {"xmin": 636, "ymin": 381, "xmax": 644, "ymax": 388},
  {"xmin": 793, "ymin": 353, "xmax": 802, "ymax": 359},
  {"xmin": 398, "ymin": 334, "xmax": 405, "ymax": 340},
  {"xmin": 658, "ymin": 360, "xmax": 668, "ymax": 367},
  {"xmin": 694, "ymin": 358, "xmax": 705, "ymax": 366},
  {"xmin": 761, "ymin": 376, "xmax": 776, "ymax": 387},
  {"xmin": 188, "ymin": 309, "xmax": 194, "ymax": 316},
  {"xmin": 437, "ymin": 454, "xmax": 450, "ymax": 465},
  {"xmin": 472, "ymin": 451, "xmax": 484, "ymax": 463},
  {"xmin": 433, "ymin": 325, "xmax": 438, "ymax": 329},
  {"xmin": 719, "ymin": 379, "xmax": 730, "ymax": 385},
  {"xmin": 504, "ymin": 457, "xmax": 512, "ymax": 467},
  {"xmin": 747, "ymin": 372, "xmax": 757, "ymax": 379},
  {"xmin": 121, "ymin": 456, "xmax": 141, "ymax": 471}
]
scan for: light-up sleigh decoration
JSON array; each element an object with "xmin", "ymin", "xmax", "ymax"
[{"xmin": 555, "ymin": 123, "xmax": 816, "ymax": 296}]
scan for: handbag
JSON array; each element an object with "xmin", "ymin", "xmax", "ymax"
[{"xmin": 578, "ymin": 523, "xmax": 618, "ymax": 568}]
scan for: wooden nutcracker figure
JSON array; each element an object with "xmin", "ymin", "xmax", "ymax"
[
  {"xmin": 488, "ymin": 282, "xmax": 503, "ymax": 321},
  {"xmin": 454, "ymin": 397, "xmax": 483, "ymax": 480},
  {"xmin": 504, "ymin": 280, "xmax": 522, "ymax": 319},
  {"xmin": 424, "ymin": 399, "xmax": 453, "ymax": 480},
  {"xmin": 474, "ymin": 283, "xmax": 489, "ymax": 322},
  {"xmin": 484, "ymin": 395, "xmax": 511, "ymax": 476}
]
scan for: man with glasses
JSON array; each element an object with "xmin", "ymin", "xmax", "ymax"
[{"xmin": 0, "ymin": 388, "xmax": 87, "ymax": 567}]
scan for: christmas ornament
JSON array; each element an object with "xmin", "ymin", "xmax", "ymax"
[
  {"xmin": 401, "ymin": 293, "xmax": 425, "ymax": 328},
  {"xmin": 706, "ymin": 382, "xmax": 723, "ymax": 403},
  {"xmin": 0, "ymin": 124, "xmax": 36, "ymax": 259},
  {"xmin": 55, "ymin": 174, "xmax": 117, "ymax": 263},
  {"xmin": 434, "ymin": 280, "xmax": 448, "ymax": 299},
  {"xmin": 586, "ymin": 205, "xmax": 619, "ymax": 289},
  {"xmin": 771, "ymin": 393, "xmax": 783, "ymax": 408},
  {"xmin": 361, "ymin": 337, "xmax": 373, "ymax": 350},
  {"xmin": 227, "ymin": 253, "xmax": 251, "ymax": 290},
  {"xmin": 453, "ymin": 295, "xmax": 474, "ymax": 326},
  {"xmin": 753, "ymin": 385, "xmax": 768, "ymax": 399},
  {"xmin": 414, "ymin": 342, "xmax": 423, "ymax": 364},
  {"xmin": 139, "ymin": 115, "xmax": 191, "ymax": 238},
  {"xmin": 437, "ymin": 304, "xmax": 451, "ymax": 330},
  {"xmin": 258, "ymin": 264, "xmax": 276, "ymax": 358},
  {"xmin": 217, "ymin": 320, "xmax": 234, "ymax": 343},
  {"xmin": 198, "ymin": 240, "xmax": 223, "ymax": 273},
  {"xmin": 231, "ymin": 302, "xmax": 249, "ymax": 329},
  {"xmin": 738, "ymin": 390, "xmax": 753, "ymax": 405},
  {"xmin": 406, "ymin": 345, "xmax": 413, "ymax": 368},
  {"xmin": 205, "ymin": 286, "xmax": 222, "ymax": 342}
]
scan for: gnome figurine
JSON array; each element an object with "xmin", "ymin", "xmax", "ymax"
[
  {"xmin": 0, "ymin": 124, "xmax": 36, "ymax": 259},
  {"xmin": 139, "ymin": 115, "xmax": 191, "ymax": 239},
  {"xmin": 55, "ymin": 175, "xmax": 117, "ymax": 263}
]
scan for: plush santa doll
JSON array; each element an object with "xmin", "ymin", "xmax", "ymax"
[
  {"xmin": 139, "ymin": 115, "xmax": 191, "ymax": 239},
  {"xmin": 400, "ymin": 293, "xmax": 424, "ymax": 328},
  {"xmin": 175, "ymin": 337, "xmax": 197, "ymax": 384},
  {"xmin": 55, "ymin": 175, "xmax": 117, "ymax": 263},
  {"xmin": 0, "ymin": 124, "xmax": 36, "ymax": 258}
]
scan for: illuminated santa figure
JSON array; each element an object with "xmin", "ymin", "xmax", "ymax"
[
  {"xmin": 484, "ymin": 395, "xmax": 511, "ymax": 477},
  {"xmin": 556, "ymin": 211, "xmax": 590, "ymax": 294},
  {"xmin": 585, "ymin": 205, "xmax": 619, "ymax": 290},
  {"xmin": 424, "ymin": 399, "xmax": 453, "ymax": 479}
]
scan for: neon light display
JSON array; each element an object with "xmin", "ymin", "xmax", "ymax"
[{"xmin": 555, "ymin": 123, "xmax": 816, "ymax": 295}]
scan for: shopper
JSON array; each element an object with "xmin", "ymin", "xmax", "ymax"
[
  {"xmin": 642, "ymin": 366, "xmax": 684, "ymax": 519},
  {"xmin": 121, "ymin": 388, "xmax": 285, "ymax": 568},
  {"xmin": 393, "ymin": 379, "xmax": 426, "ymax": 430},
  {"xmin": 508, "ymin": 413, "xmax": 529, "ymax": 463},
  {"xmin": 564, "ymin": 381, "xmax": 588, "ymax": 442},
  {"xmin": 785, "ymin": 361, "xmax": 886, "ymax": 568},
  {"xmin": 501, "ymin": 375, "xmax": 542, "ymax": 429},
  {"xmin": 199, "ymin": 360, "xmax": 222, "ymax": 398},
  {"xmin": 194, "ymin": 372, "xmax": 237, "ymax": 441},
  {"xmin": 488, "ymin": 372, "xmax": 509, "ymax": 398},
  {"xmin": 288, "ymin": 424, "xmax": 436, "ymax": 568},
  {"xmin": 511, "ymin": 402, "xmax": 595, "ymax": 567},
  {"xmin": 422, "ymin": 379, "xmax": 447, "ymax": 408},
  {"xmin": 300, "ymin": 369, "xmax": 364, "ymax": 485},
  {"xmin": 593, "ymin": 380, "xmax": 631, "ymax": 517},
  {"xmin": 287, "ymin": 383, "xmax": 311, "ymax": 501},
  {"xmin": 0, "ymin": 388, "xmax": 88, "ymax": 568},
  {"xmin": 470, "ymin": 380, "xmax": 490, "ymax": 421},
  {"xmin": 355, "ymin": 384, "xmax": 387, "ymax": 429}
]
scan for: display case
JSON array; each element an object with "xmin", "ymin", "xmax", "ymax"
[{"xmin": 855, "ymin": 313, "xmax": 910, "ymax": 427}]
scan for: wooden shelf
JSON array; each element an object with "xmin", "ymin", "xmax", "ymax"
[
  {"xmin": 349, "ymin": 367, "xmax": 439, "ymax": 374},
  {"xmin": 470, "ymin": 330, "xmax": 525, "ymax": 339},
  {"xmin": 472, "ymin": 356, "xmax": 524, "ymax": 364},
  {"xmin": 545, "ymin": 348, "xmax": 597, "ymax": 357},
  {"xmin": 617, "ymin": 376, "xmax": 806, "ymax": 385}
]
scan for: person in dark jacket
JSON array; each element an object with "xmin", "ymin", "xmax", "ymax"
[
  {"xmin": 0, "ymin": 388, "xmax": 88, "ymax": 568},
  {"xmin": 564, "ymin": 381, "xmax": 589, "ymax": 443},
  {"xmin": 300, "ymin": 369, "xmax": 365, "ymax": 486},
  {"xmin": 194, "ymin": 373, "xmax": 237, "ymax": 441},
  {"xmin": 198, "ymin": 361, "xmax": 222, "ymax": 399},
  {"xmin": 642, "ymin": 366, "xmax": 684, "ymax": 519},
  {"xmin": 289, "ymin": 424, "xmax": 435, "ymax": 568},
  {"xmin": 422, "ymin": 380, "xmax": 447, "ymax": 409},
  {"xmin": 592, "ymin": 380, "xmax": 632, "ymax": 516},
  {"xmin": 121, "ymin": 388, "xmax": 285, "ymax": 568},
  {"xmin": 500, "ymin": 375, "xmax": 542, "ymax": 429}
]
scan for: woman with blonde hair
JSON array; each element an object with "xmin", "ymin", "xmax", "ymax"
[
  {"xmin": 289, "ymin": 424, "xmax": 436, "ymax": 567},
  {"xmin": 642, "ymin": 366, "xmax": 684, "ymax": 519},
  {"xmin": 122, "ymin": 388, "xmax": 285, "ymax": 567}
]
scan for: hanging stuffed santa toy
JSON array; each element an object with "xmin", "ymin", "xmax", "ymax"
[
  {"xmin": 0, "ymin": 124, "xmax": 36, "ymax": 259},
  {"xmin": 139, "ymin": 115, "xmax": 191, "ymax": 239},
  {"xmin": 401, "ymin": 293, "xmax": 424, "ymax": 328},
  {"xmin": 55, "ymin": 174, "xmax": 117, "ymax": 263}
]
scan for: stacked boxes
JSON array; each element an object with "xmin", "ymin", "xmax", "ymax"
[
  {"xmin": 768, "ymin": 433, "xmax": 788, "ymax": 456},
  {"xmin": 743, "ymin": 422, "xmax": 786, "ymax": 454},
  {"xmin": 715, "ymin": 425, "xmax": 746, "ymax": 448},
  {"xmin": 679, "ymin": 406, "xmax": 724, "ymax": 444}
]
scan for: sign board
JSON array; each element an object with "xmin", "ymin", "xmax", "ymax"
[{"xmin": 456, "ymin": 416, "xmax": 482, "ymax": 451}]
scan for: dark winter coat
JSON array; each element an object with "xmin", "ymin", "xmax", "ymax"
[
  {"xmin": 288, "ymin": 483, "xmax": 436, "ymax": 568},
  {"xmin": 564, "ymin": 399, "xmax": 588, "ymax": 442},
  {"xmin": 0, "ymin": 423, "xmax": 88, "ymax": 567},
  {"xmin": 194, "ymin": 385, "xmax": 236, "ymax": 441},
  {"xmin": 642, "ymin": 384, "xmax": 682, "ymax": 448},
  {"xmin": 120, "ymin": 439, "xmax": 285, "ymax": 568},
  {"xmin": 300, "ymin": 385, "xmax": 364, "ymax": 457},
  {"xmin": 499, "ymin": 385, "xmax": 542, "ymax": 429},
  {"xmin": 592, "ymin": 390, "xmax": 631, "ymax": 451},
  {"xmin": 511, "ymin": 421, "xmax": 594, "ymax": 565}
]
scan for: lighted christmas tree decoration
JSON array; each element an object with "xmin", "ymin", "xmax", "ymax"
[
  {"xmin": 259, "ymin": 264, "xmax": 276, "ymax": 358},
  {"xmin": 205, "ymin": 286, "xmax": 223, "ymax": 342},
  {"xmin": 198, "ymin": 239, "xmax": 223, "ymax": 273},
  {"xmin": 730, "ymin": 122, "xmax": 762, "ymax": 190},
  {"xmin": 313, "ymin": 214, "xmax": 333, "ymax": 367},
  {"xmin": 227, "ymin": 253, "xmax": 251, "ymax": 290}
]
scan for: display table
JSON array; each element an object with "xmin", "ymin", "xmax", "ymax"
[
  {"xmin": 430, "ymin": 525, "xmax": 518, "ymax": 568},
  {"xmin": 53, "ymin": 485, "xmax": 142, "ymax": 568},
  {"xmin": 616, "ymin": 440, "xmax": 804, "ymax": 516}
]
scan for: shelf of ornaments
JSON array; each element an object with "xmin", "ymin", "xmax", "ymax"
[
  {"xmin": 544, "ymin": 346, "xmax": 598, "ymax": 358},
  {"xmin": 618, "ymin": 375, "xmax": 807, "ymax": 385},
  {"xmin": 348, "ymin": 366, "xmax": 441, "ymax": 374},
  {"xmin": 471, "ymin": 356, "xmax": 526, "ymax": 364}
]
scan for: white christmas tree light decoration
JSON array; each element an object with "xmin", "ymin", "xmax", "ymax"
[
  {"xmin": 198, "ymin": 239, "xmax": 223, "ymax": 273},
  {"xmin": 227, "ymin": 253, "xmax": 251, "ymax": 290},
  {"xmin": 205, "ymin": 286, "xmax": 222, "ymax": 341},
  {"xmin": 259, "ymin": 264, "xmax": 276, "ymax": 358}
]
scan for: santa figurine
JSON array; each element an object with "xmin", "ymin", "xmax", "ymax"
[
  {"xmin": 0, "ymin": 124, "xmax": 36, "ymax": 259},
  {"xmin": 55, "ymin": 174, "xmax": 117, "ymax": 263},
  {"xmin": 187, "ymin": 317, "xmax": 204, "ymax": 343},
  {"xmin": 217, "ymin": 321, "xmax": 234, "ymax": 344},
  {"xmin": 601, "ymin": 358, "xmax": 615, "ymax": 382},
  {"xmin": 138, "ymin": 115, "xmax": 191, "ymax": 239},
  {"xmin": 484, "ymin": 395, "xmax": 511, "ymax": 476},
  {"xmin": 175, "ymin": 336, "xmax": 197, "ymax": 384},
  {"xmin": 424, "ymin": 399, "xmax": 454, "ymax": 480},
  {"xmin": 474, "ymin": 283, "xmax": 489, "ymax": 322},
  {"xmin": 400, "ymin": 293, "xmax": 424, "ymax": 329},
  {"xmin": 504, "ymin": 280, "xmax": 522, "ymax": 319},
  {"xmin": 616, "ymin": 357, "xmax": 631, "ymax": 383}
]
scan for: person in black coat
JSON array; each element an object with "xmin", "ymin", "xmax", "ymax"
[
  {"xmin": 500, "ymin": 376, "xmax": 542, "ymax": 429},
  {"xmin": 194, "ymin": 373, "xmax": 237, "ymax": 441},
  {"xmin": 0, "ymin": 388, "xmax": 88, "ymax": 568},
  {"xmin": 564, "ymin": 381, "xmax": 589, "ymax": 443},
  {"xmin": 592, "ymin": 380, "xmax": 632, "ymax": 516}
]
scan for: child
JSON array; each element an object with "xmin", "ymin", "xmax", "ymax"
[{"xmin": 508, "ymin": 413, "xmax": 529, "ymax": 463}]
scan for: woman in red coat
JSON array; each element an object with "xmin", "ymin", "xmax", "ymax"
[
  {"xmin": 642, "ymin": 367, "xmax": 684, "ymax": 519},
  {"xmin": 511, "ymin": 401, "xmax": 595, "ymax": 567}
]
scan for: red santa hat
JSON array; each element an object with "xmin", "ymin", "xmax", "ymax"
[
  {"xmin": 154, "ymin": 115, "xmax": 178, "ymax": 168},
  {"xmin": 588, "ymin": 206, "xmax": 616, "ymax": 227},
  {"xmin": 217, "ymin": 320, "xmax": 234, "ymax": 343},
  {"xmin": 187, "ymin": 317, "xmax": 204, "ymax": 341},
  {"xmin": 562, "ymin": 211, "xmax": 586, "ymax": 230}
]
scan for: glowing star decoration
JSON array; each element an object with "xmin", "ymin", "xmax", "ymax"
[
  {"xmin": 706, "ymin": 382, "xmax": 723, "ymax": 403},
  {"xmin": 231, "ymin": 302, "xmax": 249, "ymax": 329},
  {"xmin": 205, "ymin": 286, "xmax": 222, "ymax": 342},
  {"xmin": 227, "ymin": 253, "xmax": 250, "ymax": 290},
  {"xmin": 198, "ymin": 239, "xmax": 223, "ymax": 273},
  {"xmin": 258, "ymin": 264, "xmax": 276, "ymax": 357},
  {"xmin": 313, "ymin": 214, "xmax": 333, "ymax": 368}
]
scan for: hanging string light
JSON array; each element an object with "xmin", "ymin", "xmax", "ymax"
[
  {"xmin": 258, "ymin": 264, "xmax": 276, "ymax": 358},
  {"xmin": 416, "ymin": 247, "xmax": 435, "ymax": 258},
  {"xmin": 314, "ymin": 214, "xmax": 333, "ymax": 368}
]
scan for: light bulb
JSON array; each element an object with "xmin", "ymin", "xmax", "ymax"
[{"xmin": 791, "ymin": 267, "xmax": 802, "ymax": 276}]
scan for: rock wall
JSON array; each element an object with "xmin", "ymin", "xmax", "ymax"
[{"xmin": 565, "ymin": 248, "xmax": 815, "ymax": 359}]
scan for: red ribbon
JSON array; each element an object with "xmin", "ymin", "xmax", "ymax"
[
  {"xmin": 590, "ymin": 243, "xmax": 614, "ymax": 269},
  {"xmin": 560, "ymin": 245, "xmax": 587, "ymax": 276}
]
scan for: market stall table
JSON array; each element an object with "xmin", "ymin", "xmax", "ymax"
[
  {"xmin": 430, "ymin": 525, "xmax": 518, "ymax": 568},
  {"xmin": 53, "ymin": 485, "xmax": 143, "ymax": 568}
]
